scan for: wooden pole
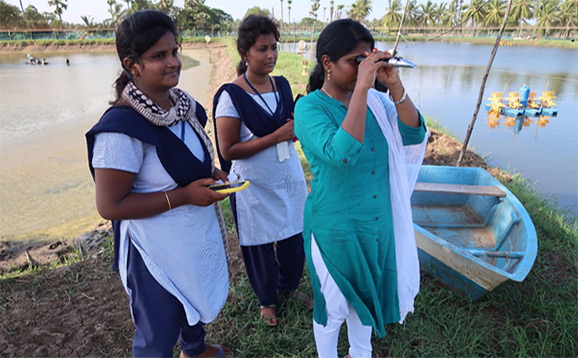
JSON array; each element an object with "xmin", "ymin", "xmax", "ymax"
[
  {"xmin": 456, "ymin": 0, "xmax": 514, "ymax": 167},
  {"xmin": 392, "ymin": 0, "xmax": 411, "ymax": 56}
]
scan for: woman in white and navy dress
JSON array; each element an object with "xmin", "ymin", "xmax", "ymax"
[
  {"xmin": 213, "ymin": 15, "xmax": 308, "ymax": 327},
  {"xmin": 86, "ymin": 10, "xmax": 232, "ymax": 358}
]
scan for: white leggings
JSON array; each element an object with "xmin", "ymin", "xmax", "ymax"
[{"xmin": 311, "ymin": 234, "xmax": 373, "ymax": 358}]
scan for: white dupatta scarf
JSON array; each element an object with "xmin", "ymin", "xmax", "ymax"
[{"xmin": 367, "ymin": 88, "xmax": 428, "ymax": 322}]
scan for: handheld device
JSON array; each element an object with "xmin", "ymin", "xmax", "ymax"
[
  {"xmin": 208, "ymin": 180, "xmax": 250, "ymax": 194},
  {"xmin": 356, "ymin": 55, "xmax": 416, "ymax": 68}
]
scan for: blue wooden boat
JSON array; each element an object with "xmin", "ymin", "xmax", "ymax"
[{"xmin": 411, "ymin": 165, "xmax": 538, "ymax": 299}]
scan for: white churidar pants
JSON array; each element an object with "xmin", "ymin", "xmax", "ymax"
[{"xmin": 311, "ymin": 234, "xmax": 373, "ymax": 358}]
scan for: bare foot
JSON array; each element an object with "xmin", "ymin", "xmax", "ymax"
[{"xmin": 181, "ymin": 344, "xmax": 232, "ymax": 358}]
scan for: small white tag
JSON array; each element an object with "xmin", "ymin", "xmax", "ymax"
[{"xmin": 276, "ymin": 141, "xmax": 290, "ymax": 162}]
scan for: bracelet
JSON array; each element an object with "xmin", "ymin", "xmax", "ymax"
[
  {"xmin": 164, "ymin": 191, "xmax": 172, "ymax": 210},
  {"xmin": 389, "ymin": 88, "xmax": 407, "ymax": 105}
]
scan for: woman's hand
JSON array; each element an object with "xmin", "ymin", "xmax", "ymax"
[
  {"xmin": 356, "ymin": 49, "xmax": 390, "ymax": 91},
  {"xmin": 273, "ymin": 119, "xmax": 295, "ymax": 143},
  {"xmin": 181, "ymin": 178, "xmax": 228, "ymax": 207},
  {"xmin": 375, "ymin": 51, "xmax": 403, "ymax": 90},
  {"xmin": 213, "ymin": 168, "xmax": 229, "ymax": 183}
]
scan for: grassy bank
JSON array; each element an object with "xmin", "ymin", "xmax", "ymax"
[
  {"xmin": 2, "ymin": 35, "xmax": 577, "ymax": 51},
  {"xmin": 0, "ymin": 37, "xmax": 215, "ymax": 51},
  {"xmin": 371, "ymin": 35, "xmax": 578, "ymax": 49},
  {"xmin": 1, "ymin": 43, "xmax": 576, "ymax": 357}
]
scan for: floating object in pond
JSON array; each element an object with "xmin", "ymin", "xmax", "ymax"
[{"xmin": 484, "ymin": 83, "xmax": 558, "ymax": 117}]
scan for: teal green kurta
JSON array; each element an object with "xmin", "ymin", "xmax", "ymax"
[{"xmin": 294, "ymin": 90, "xmax": 426, "ymax": 337}]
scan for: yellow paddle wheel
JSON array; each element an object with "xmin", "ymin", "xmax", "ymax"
[{"xmin": 537, "ymin": 91, "xmax": 557, "ymax": 108}]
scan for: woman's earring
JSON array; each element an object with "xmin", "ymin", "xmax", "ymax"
[{"xmin": 326, "ymin": 69, "xmax": 331, "ymax": 81}]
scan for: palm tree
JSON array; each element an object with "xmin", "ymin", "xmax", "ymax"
[
  {"xmin": 559, "ymin": 0, "xmax": 577, "ymax": 38},
  {"xmin": 309, "ymin": 0, "xmax": 320, "ymax": 62},
  {"xmin": 80, "ymin": 15, "xmax": 96, "ymax": 28},
  {"xmin": 80, "ymin": 15, "xmax": 97, "ymax": 38},
  {"xmin": 47, "ymin": 0, "xmax": 67, "ymax": 29},
  {"xmin": 440, "ymin": 1, "xmax": 460, "ymax": 29},
  {"xmin": 511, "ymin": 0, "xmax": 535, "ymax": 35},
  {"xmin": 455, "ymin": 0, "xmax": 465, "ymax": 28},
  {"xmin": 106, "ymin": 0, "xmax": 126, "ymax": 26},
  {"xmin": 418, "ymin": 0, "xmax": 438, "ymax": 27},
  {"xmin": 18, "ymin": 0, "xmax": 30, "ymax": 30},
  {"xmin": 287, "ymin": 0, "xmax": 294, "ymax": 41},
  {"xmin": 348, "ymin": 0, "xmax": 373, "ymax": 23},
  {"xmin": 194, "ymin": 11, "xmax": 210, "ymax": 30},
  {"xmin": 485, "ymin": 0, "xmax": 506, "ymax": 27},
  {"xmin": 107, "ymin": 0, "xmax": 125, "ymax": 27},
  {"xmin": 336, "ymin": 4, "xmax": 345, "ymax": 19},
  {"xmin": 463, "ymin": 0, "xmax": 487, "ymax": 35},
  {"xmin": 384, "ymin": 0, "xmax": 403, "ymax": 29},
  {"xmin": 280, "ymin": 0, "xmax": 284, "ymax": 31},
  {"xmin": 534, "ymin": 0, "xmax": 561, "ymax": 36},
  {"xmin": 329, "ymin": 0, "xmax": 335, "ymax": 21},
  {"xmin": 404, "ymin": 0, "xmax": 420, "ymax": 27},
  {"xmin": 107, "ymin": 0, "xmax": 116, "ymax": 18}
]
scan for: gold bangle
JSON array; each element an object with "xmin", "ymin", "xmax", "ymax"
[{"xmin": 164, "ymin": 191, "xmax": 172, "ymax": 210}]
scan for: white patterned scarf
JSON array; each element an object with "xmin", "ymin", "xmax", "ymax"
[
  {"xmin": 367, "ymin": 88, "xmax": 428, "ymax": 323},
  {"xmin": 121, "ymin": 81, "xmax": 229, "ymax": 262},
  {"xmin": 121, "ymin": 81, "xmax": 215, "ymax": 165}
]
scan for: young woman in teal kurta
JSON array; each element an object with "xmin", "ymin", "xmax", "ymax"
[{"xmin": 294, "ymin": 19, "xmax": 426, "ymax": 358}]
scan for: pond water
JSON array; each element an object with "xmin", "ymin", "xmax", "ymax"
[
  {"xmin": 284, "ymin": 41, "xmax": 578, "ymax": 217},
  {"xmin": 0, "ymin": 49, "xmax": 211, "ymax": 238},
  {"xmin": 391, "ymin": 42, "xmax": 577, "ymax": 217}
]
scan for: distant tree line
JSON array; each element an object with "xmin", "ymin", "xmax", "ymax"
[
  {"xmin": 0, "ymin": 0, "xmax": 235, "ymax": 33},
  {"xmin": 1, "ymin": 0, "xmax": 577, "ymax": 39}
]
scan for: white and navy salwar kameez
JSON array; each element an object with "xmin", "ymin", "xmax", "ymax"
[
  {"xmin": 87, "ymin": 93, "xmax": 228, "ymax": 357},
  {"xmin": 213, "ymin": 76, "xmax": 307, "ymax": 306}
]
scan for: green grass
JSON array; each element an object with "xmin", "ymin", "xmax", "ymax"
[
  {"xmin": 202, "ymin": 153, "xmax": 578, "ymax": 357},
  {"xmin": 179, "ymin": 53, "xmax": 200, "ymax": 71}
]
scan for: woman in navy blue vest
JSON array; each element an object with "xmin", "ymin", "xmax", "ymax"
[
  {"xmin": 213, "ymin": 15, "xmax": 309, "ymax": 327},
  {"xmin": 86, "ymin": 10, "xmax": 231, "ymax": 358}
]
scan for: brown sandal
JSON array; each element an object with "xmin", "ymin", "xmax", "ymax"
[
  {"xmin": 292, "ymin": 289, "xmax": 313, "ymax": 310},
  {"xmin": 260, "ymin": 305, "xmax": 278, "ymax": 327}
]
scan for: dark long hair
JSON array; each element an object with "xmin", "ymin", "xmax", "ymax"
[
  {"xmin": 307, "ymin": 19, "xmax": 375, "ymax": 93},
  {"xmin": 236, "ymin": 15, "xmax": 280, "ymax": 76},
  {"xmin": 111, "ymin": 10, "xmax": 180, "ymax": 104}
]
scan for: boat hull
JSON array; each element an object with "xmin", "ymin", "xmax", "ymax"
[{"xmin": 411, "ymin": 166, "xmax": 538, "ymax": 299}]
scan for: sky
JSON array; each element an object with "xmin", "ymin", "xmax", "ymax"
[{"xmin": 4, "ymin": 0, "xmax": 390, "ymax": 24}]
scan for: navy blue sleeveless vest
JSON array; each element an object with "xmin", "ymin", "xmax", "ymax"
[
  {"xmin": 212, "ymin": 75, "xmax": 294, "ymax": 173},
  {"xmin": 85, "ymin": 104, "xmax": 212, "ymax": 269}
]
